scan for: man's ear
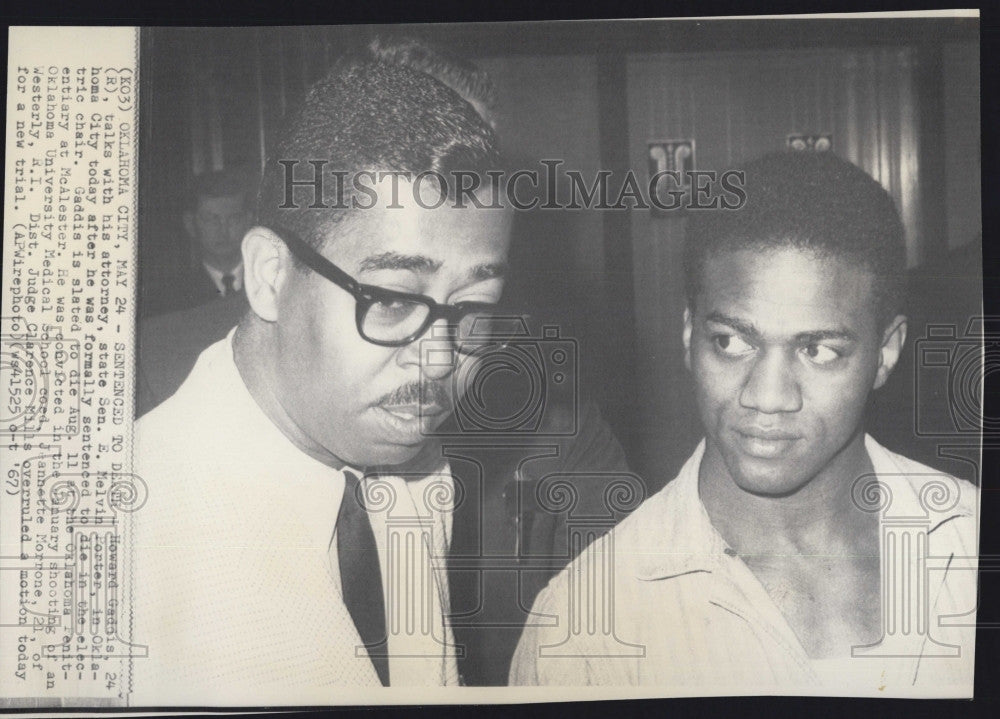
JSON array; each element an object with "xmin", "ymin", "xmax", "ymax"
[
  {"xmin": 242, "ymin": 226, "xmax": 291, "ymax": 323},
  {"xmin": 683, "ymin": 306, "xmax": 693, "ymax": 371},
  {"xmin": 873, "ymin": 314, "xmax": 907, "ymax": 391}
]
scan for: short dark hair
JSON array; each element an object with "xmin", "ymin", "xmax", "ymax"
[
  {"xmin": 683, "ymin": 150, "xmax": 907, "ymax": 326},
  {"xmin": 256, "ymin": 56, "xmax": 501, "ymax": 249},
  {"xmin": 366, "ymin": 36, "xmax": 497, "ymax": 121}
]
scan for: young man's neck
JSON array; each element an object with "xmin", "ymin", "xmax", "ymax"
[{"xmin": 698, "ymin": 431, "xmax": 876, "ymax": 557}]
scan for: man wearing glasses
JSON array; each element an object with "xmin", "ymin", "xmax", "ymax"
[
  {"xmin": 128, "ymin": 57, "xmax": 521, "ymax": 701},
  {"xmin": 131, "ymin": 41, "xmax": 632, "ymax": 695}
]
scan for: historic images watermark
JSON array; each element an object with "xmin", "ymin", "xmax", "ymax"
[
  {"xmin": 276, "ymin": 159, "xmax": 748, "ymax": 212},
  {"xmin": 351, "ymin": 467, "xmax": 649, "ymax": 659}
]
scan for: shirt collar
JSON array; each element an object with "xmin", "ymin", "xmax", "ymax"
[
  {"xmin": 633, "ymin": 434, "xmax": 971, "ymax": 581},
  {"xmin": 190, "ymin": 328, "xmax": 450, "ymax": 551},
  {"xmin": 633, "ymin": 439, "xmax": 733, "ymax": 580},
  {"xmin": 203, "ymin": 260, "xmax": 244, "ymax": 292},
  {"xmin": 863, "ymin": 434, "xmax": 974, "ymax": 531},
  {"xmin": 192, "ymin": 328, "xmax": 348, "ymax": 550}
]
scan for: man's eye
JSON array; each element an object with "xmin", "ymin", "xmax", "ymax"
[
  {"xmin": 801, "ymin": 343, "xmax": 841, "ymax": 365},
  {"xmin": 713, "ymin": 334, "xmax": 754, "ymax": 357},
  {"xmin": 368, "ymin": 299, "xmax": 418, "ymax": 320}
]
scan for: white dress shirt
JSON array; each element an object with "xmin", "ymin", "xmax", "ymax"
[
  {"xmin": 126, "ymin": 329, "xmax": 457, "ymax": 704},
  {"xmin": 511, "ymin": 437, "xmax": 978, "ymax": 697},
  {"xmin": 203, "ymin": 260, "xmax": 244, "ymax": 295}
]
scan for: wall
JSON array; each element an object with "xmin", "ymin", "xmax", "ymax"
[
  {"xmin": 943, "ymin": 40, "xmax": 982, "ymax": 252},
  {"xmin": 475, "ymin": 55, "xmax": 619, "ymax": 409}
]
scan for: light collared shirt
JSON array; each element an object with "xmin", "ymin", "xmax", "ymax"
[
  {"xmin": 203, "ymin": 260, "xmax": 243, "ymax": 295},
  {"xmin": 127, "ymin": 329, "xmax": 458, "ymax": 705},
  {"xmin": 510, "ymin": 437, "xmax": 978, "ymax": 697}
]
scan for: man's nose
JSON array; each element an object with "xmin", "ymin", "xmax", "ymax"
[
  {"xmin": 397, "ymin": 319, "xmax": 457, "ymax": 381},
  {"xmin": 739, "ymin": 350, "xmax": 802, "ymax": 414}
]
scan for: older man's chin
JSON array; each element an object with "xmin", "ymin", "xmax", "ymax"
[{"xmin": 363, "ymin": 435, "xmax": 446, "ymax": 475}]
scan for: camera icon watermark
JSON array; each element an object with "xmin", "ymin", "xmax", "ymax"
[
  {"xmin": 913, "ymin": 316, "xmax": 999, "ymax": 444},
  {"xmin": 419, "ymin": 317, "xmax": 578, "ymax": 436}
]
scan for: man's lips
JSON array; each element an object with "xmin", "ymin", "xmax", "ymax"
[
  {"xmin": 379, "ymin": 402, "xmax": 448, "ymax": 421},
  {"xmin": 372, "ymin": 402, "xmax": 451, "ymax": 446},
  {"xmin": 733, "ymin": 426, "xmax": 802, "ymax": 459},
  {"xmin": 737, "ymin": 426, "xmax": 800, "ymax": 441}
]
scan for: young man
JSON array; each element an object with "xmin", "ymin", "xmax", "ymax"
[{"xmin": 510, "ymin": 151, "xmax": 978, "ymax": 697}]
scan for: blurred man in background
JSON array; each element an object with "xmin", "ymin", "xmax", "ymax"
[{"xmin": 181, "ymin": 166, "xmax": 254, "ymax": 303}]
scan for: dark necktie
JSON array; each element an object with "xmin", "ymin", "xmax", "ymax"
[
  {"xmin": 336, "ymin": 471, "xmax": 390, "ymax": 686},
  {"xmin": 221, "ymin": 273, "xmax": 235, "ymax": 296}
]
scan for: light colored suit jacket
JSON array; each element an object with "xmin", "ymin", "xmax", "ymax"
[{"xmin": 125, "ymin": 332, "xmax": 456, "ymax": 704}]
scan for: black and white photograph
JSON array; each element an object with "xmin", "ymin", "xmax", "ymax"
[{"xmin": 0, "ymin": 10, "xmax": 990, "ymax": 709}]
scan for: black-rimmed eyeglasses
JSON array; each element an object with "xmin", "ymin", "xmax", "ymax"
[{"xmin": 271, "ymin": 224, "xmax": 516, "ymax": 351}]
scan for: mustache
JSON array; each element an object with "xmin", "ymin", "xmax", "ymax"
[{"xmin": 377, "ymin": 381, "xmax": 451, "ymax": 407}]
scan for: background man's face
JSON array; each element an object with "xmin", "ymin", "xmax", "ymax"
[
  {"xmin": 273, "ymin": 186, "xmax": 512, "ymax": 468},
  {"xmin": 685, "ymin": 245, "xmax": 888, "ymax": 496},
  {"xmin": 191, "ymin": 194, "xmax": 251, "ymax": 266}
]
